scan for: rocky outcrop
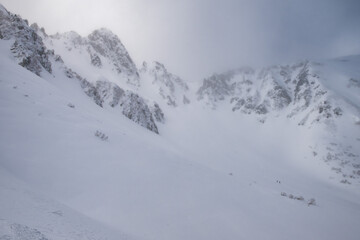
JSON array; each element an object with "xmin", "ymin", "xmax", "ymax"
[
  {"xmin": 0, "ymin": 5, "xmax": 52, "ymax": 76},
  {"xmin": 120, "ymin": 92, "xmax": 159, "ymax": 133},
  {"xmin": 65, "ymin": 68, "xmax": 104, "ymax": 107},
  {"xmin": 151, "ymin": 103, "xmax": 165, "ymax": 123},
  {"xmin": 88, "ymin": 28, "xmax": 139, "ymax": 86},
  {"xmin": 197, "ymin": 71, "xmax": 236, "ymax": 103},
  {"xmin": 197, "ymin": 62, "xmax": 343, "ymax": 126},
  {"xmin": 141, "ymin": 61, "xmax": 190, "ymax": 107},
  {"xmin": 65, "ymin": 75, "xmax": 162, "ymax": 134}
]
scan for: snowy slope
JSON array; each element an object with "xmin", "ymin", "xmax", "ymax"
[
  {"xmin": 1, "ymin": 4, "xmax": 360, "ymax": 240},
  {"xmin": 1, "ymin": 37, "xmax": 360, "ymax": 240},
  {"xmin": 0, "ymin": 167, "xmax": 133, "ymax": 240}
]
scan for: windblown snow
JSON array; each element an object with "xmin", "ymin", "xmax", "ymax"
[{"xmin": 1, "ymin": 4, "xmax": 360, "ymax": 240}]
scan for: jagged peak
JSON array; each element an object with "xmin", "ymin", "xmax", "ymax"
[
  {"xmin": 51, "ymin": 31, "xmax": 85, "ymax": 47},
  {"xmin": 153, "ymin": 61, "xmax": 166, "ymax": 69},
  {"xmin": 87, "ymin": 28, "xmax": 124, "ymax": 46},
  {"xmin": 53, "ymin": 31, "xmax": 82, "ymax": 40},
  {"xmin": 89, "ymin": 27, "xmax": 116, "ymax": 37},
  {"xmin": 146, "ymin": 60, "xmax": 190, "ymax": 93},
  {"xmin": 141, "ymin": 61, "xmax": 148, "ymax": 71},
  {"xmin": 87, "ymin": 28, "xmax": 129, "ymax": 55},
  {"xmin": 30, "ymin": 22, "xmax": 40, "ymax": 31},
  {"xmin": 141, "ymin": 61, "xmax": 166, "ymax": 72},
  {"xmin": 144, "ymin": 61, "xmax": 167, "ymax": 75},
  {"xmin": 51, "ymin": 28, "xmax": 118, "ymax": 43},
  {"xmin": 30, "ymin": 23, "xmax": 47, "ymax": 37}
]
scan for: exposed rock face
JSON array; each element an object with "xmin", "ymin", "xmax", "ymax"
[
  {"xmin": 197, "ymin": 71, "xmax": 237, "ymax": 103},
  {"xmin": 197, "ymin": 63, "xmax": 343, "ymax": 125},
  {"xmin": 93, "ymin": 80, "xmax": 161, "ymax": 133},
  {"xmin": 151, "ymin": 103, "xmax": 165, "ymax": 123},
  {"xmin": 88, "ymin": 47, "xmax": 102, "ymax": 68},
  {"xmin": 64, "ymin": 73, "xmax": 161, "ymax": 134},
  {"xmin": 65, "ymin": 68, "xmax": 104, "ymax": 107},
  {"xmin": 0, "ymin": 5, "xmax": 52, "ymax": 76},
  {"xmin": 30, "ymin": 23, "xmax": 47, "ymax": 38},
  {"xmin": 95, "ymin": 80, "xmax": 125, "ymax": 107},
  {"xmin": 120, "ymin": 92, "xmax": 159, "ymax": 134},
  {"xmin": 141, "ymin": 61, "xmax": 190, "ymax": 107},
  {"xmin": 51, "ymin": 31, "xmax": 85, "ymax": 48},
  {"xmin": 87, "ymin": 28, "xmax": 139, "ymax": 86}
]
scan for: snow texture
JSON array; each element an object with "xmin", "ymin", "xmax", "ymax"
[{"xmin": 1, "ymin": 4, "xmax": 360, "ymax": 240}]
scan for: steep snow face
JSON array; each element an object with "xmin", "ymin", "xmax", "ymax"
[
  {"xmin": 0, "ymin": 4, "xmax": 52, "ymax": 76},
  {"xmin": 139, "ymin": 61, "xmax": 191, "ymax": 107}
]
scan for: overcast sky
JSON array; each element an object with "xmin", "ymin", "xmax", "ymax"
[{"xmin": 1, "ymin": 0, "xmax": 360, "ymax": 81}]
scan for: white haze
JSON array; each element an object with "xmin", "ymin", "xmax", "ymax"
[{"xmin": 1, "ymin": 0, "xmax": 360, "ymax": 79}]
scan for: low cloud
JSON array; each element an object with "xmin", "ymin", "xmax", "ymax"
[{"xmin": 2, "ymin": 0, "xmax": 359, "ymax": 81}]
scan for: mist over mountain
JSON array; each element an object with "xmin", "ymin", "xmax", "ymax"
[
  {"xmin": 1, "ymin": 3, "xmax": 360, "ymax": 240},
  {"xmin": 1, "ymin": 0, "xmax": 360, "ymax": 81}
]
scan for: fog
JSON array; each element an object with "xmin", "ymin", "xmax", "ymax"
[{"xmin": 1, "ymin": 0, "xmax": 360, "ymax": 81}]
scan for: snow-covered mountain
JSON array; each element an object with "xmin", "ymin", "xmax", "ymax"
[
  {"xmin": 139, "ymin": 61, "xmax": 191, "ymax": 107},
  {"xmin": 0, "ymin": 5, "xmax": 166, "ymax": 134},
  {"xmin": 41, "ymin": 27, "xmax": 140, "ymax": 88},
  {"xmin": 1, "ymin": 4, "xmax": 360, "ymax": 240},
  {"xmin": 197, "ymin": 59, "xmax": 360, "ymax": 184},
  {"xmin": 197, "ymin": 61, "xmax": 343, "ymax": 124}
]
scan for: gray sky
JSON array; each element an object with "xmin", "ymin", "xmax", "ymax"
[{"xmin": 1, "ymin": 0, "xmax": 360, "ymax": 81}]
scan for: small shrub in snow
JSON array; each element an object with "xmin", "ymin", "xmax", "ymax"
[
  {"xmin": 281, "ymin": 192, "xmax": 308, "ymax": 204},
  {"xmin": 294, "ymin": 196, "xmax": 304, "ymax": 201},
  {"xmin": 52, "ymin": 210, "xmax": 63, "ymax": 216},
  {"xmin": 67, "ymin": 103, "xmax": 75, "ymax": 108},
  {"xmin": 353, "ymin": 164, "xmax": 360, "ymax": 169},
  {"xmin": 340, "ymin": 179, "xmax": 351, "ymax": 184},
  {"xmin": 95, "ymin": 130, "xmax": 108, "ymax": 141},
  {"xmin": 331, "ymin": 167, "xmax": 342, "ymax": 174},
  {"xmin": 307, "ymin": 198, "xmax": 316, "ymax": 206}
]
